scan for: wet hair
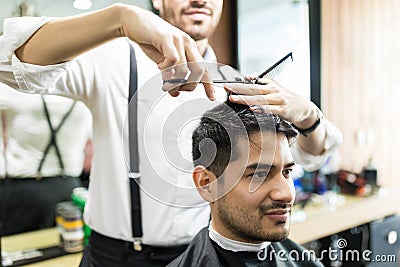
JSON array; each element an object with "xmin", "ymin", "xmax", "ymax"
[{"xmin": 192, "ymin": 101, "xmax": 298, "ymax": 177}]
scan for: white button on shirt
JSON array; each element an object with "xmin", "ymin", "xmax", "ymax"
[{"xmin": 0, "ymin": 16, "xmax": 342, "ymax": 246}]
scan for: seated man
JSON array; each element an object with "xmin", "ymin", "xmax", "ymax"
[{"xmin": 168, "ymin": 101, "xmax": 323, "ymax": 266}]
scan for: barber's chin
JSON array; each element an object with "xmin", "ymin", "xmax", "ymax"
[{"xmin": 188, "ymin": 32, "xmax": 208, "ymax": 41}]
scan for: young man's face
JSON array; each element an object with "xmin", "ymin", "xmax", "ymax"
[
  {"xmin": 213, "ymin": 131, "xmax": 296, "ymax": 243},
  {"xmin": 153, "ymin": 0, "xmax": 223, "ymax": 41}
]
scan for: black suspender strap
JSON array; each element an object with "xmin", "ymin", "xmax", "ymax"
[
  {"xmin": 1, "ymin": 110, "xmax": 8, "ymax": 178},
  {"xmin": 128, "ymin": 44, "xmax": 143, "ymax": 251},
  {"xmin": 37, "ymin": 95, "xmax": 77, "ymax": 179}
]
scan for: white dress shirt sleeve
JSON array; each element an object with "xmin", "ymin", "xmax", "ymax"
[
  {"xmin": 0, "ymin": 16, "xmax": 122, "ymax": 110},
  {"xmin": 0, "ymin": 17, "xmax": 70, "ymax": 93},
  {"xmin": 0, "ymin": 17, "xmax": 53, "ymax": 62},
  {"xmin": 290, "ymin": 118, "xmax": 343, "ymax": 171}
]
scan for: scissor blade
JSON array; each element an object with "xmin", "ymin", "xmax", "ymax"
[{"xmin": 163, "ymin": 79, "xmax": 247, "ymax": 84}]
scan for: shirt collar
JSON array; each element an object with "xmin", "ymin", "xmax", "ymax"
[
  {"xmin": 203, "ymin": 46, "xmax": 217, "ymax": 62},
  {"xmin": 208, "ymin": 222, "xmax": 271, "ymax": 252}
]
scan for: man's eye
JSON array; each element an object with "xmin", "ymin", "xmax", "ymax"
[
  {"xmin": 283, "ymin": 169, "xmax": 293, "ymax": 178},
  {"xmin": 252, "ymin": 171, "xmax": 268, "ymax": 180}
]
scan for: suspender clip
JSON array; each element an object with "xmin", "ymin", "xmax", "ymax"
[
  {"xmin": 133, "ymin": 237, "xmax": 142, "ymax": 251},
  {"xmin": 129, "ymin": 172, "xmax": 141, "ymax": 179}
]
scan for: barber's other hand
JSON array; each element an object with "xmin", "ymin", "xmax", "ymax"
[
  {"xmin": 118, "ymin": 4, "xmax": 214, "ymax": 100},
  {"xmin": 225, "ymin": 77, "xmax": 317, "ymax": 128}
]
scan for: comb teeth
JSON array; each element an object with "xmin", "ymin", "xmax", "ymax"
[{"xmin": 257, "ymin": 52, "xmax": 293, "ymax": 80}]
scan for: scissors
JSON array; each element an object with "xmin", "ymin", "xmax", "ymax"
[{"xmin": 162, "ymin": 52, "xmax": 293, "ymax": 85}]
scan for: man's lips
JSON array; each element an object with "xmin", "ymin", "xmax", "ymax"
[
  {"xmin": 184, "ymin": 8, "xmax": 212, "ymax": 15},
  {"xmin": 183, "ymin": 8, "xmax": 212, "ymax": 20},
  {"xmin": 264, "ymin": 209, "xmax": 291, "ymax": 221}
]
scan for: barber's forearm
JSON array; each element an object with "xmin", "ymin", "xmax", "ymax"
[
  {"xmin": 297, "ymin": 125, "xmax": 326, "ymax": 155},
  {"xmin": 291, "ymin": 104, "xmax": 326, "ymax": 155},
  {"xmin": 15, "ymin": 4, "xmax": 125, "ymax": 65}
]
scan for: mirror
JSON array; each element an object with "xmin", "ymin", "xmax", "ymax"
[
  {"xmin": 237, "ymin": 0, "xmax": 311, "ymax": 101},
  {"xmin": 0, "ymin": 81, "xmax": 93, "ymax": 266}
]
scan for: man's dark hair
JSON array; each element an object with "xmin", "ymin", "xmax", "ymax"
[{"xmin": 192, "ymin": 101, "xmax": 298, "ymax": 177}]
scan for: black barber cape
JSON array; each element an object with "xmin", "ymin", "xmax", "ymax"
[{"xmin": 168, "ymin": 228, "xmax": 324, "ymax": 267}]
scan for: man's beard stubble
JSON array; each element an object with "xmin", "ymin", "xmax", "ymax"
[
  {"xmin": 216, "ymin": 199, "xmax": 291, "ymax": 243},
  {"xmin": 162, "ymin": 0, "xmax": 215, "ymax": 41}
]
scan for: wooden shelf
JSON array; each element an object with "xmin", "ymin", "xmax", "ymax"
[
  {"xmin": 289, "ymin": 189, "xmax": 400, "ymax": 244},
  {"xmin": 2, "ymin": 228, "xmax": 82, "ymax": 267}
]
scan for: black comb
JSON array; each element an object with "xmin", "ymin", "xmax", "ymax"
[
  {"xmin": 213, "ymin": 52, "xmax": 293, "ymax": 84},
  {"xmin": 254, "ymin": 52, "xmax": 293, "ymax": 82}
]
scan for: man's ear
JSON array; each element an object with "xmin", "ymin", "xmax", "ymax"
[
  {"xmin": 193, "ymin": 165, "xmax": 217, "ymax": 202},
  {"xmin": 152, "ymin": 0, "xmax": 162, "ymax": 11}
]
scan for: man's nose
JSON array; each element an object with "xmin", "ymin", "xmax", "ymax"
[
  {"xmin": 190, "ymin": 0, "xmax": 209, "ymax": 6},
  {"xmin": 269, "ymin": 175, "xmax": 295, "ymax": 204}
]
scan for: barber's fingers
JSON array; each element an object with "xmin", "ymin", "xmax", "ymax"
[
  {"xmin": 228, "ymin": 93, "xmax": 283, "ymax": 106},
  {"xmin": 155, "ymin": 32, "xmax": 190, "ymax": 69},
  {"xmin": 160, "ymin": 36, "xmax": 189, "ymax": 93},
  {"xmin": 180, "ymin": 39, "xmax": 207, "ymax": 91},
  {"xmin": 172, "ymin": 38, "xmax": 190, "ymax": 81},
  {"xmin": 201, "ymin": 70, "xmax": 215, "ymax": 101},
  {"xmin": 159, "ymin": 36, "xmax": 214, "ymax": 100},
  {"xmin": 224, "ymin": 83, "xmax": 275, "ymax": 96},
  {"xmin": 227, "ymin": 94, "xmax": 287, "ymax": 119},
  {"xmin": 168, "ymin": 91, "xmax": 180, "ymax": 97},
  {"xmin": 123, "ymin": 5, "xmax": 207, "ymax": 92},
  {"xmin": 164, "ymin": 64, "xmax": 215, "ymax": 101},
  {"xmin": 161, "ymin": 60, "xmax": 208, "ymax": 95},
  {"xmin": 158, "ymin": 35, "xmax": 192, "ymax": 91},
  {"xmin": 244, "ymin": 73, "xmax": 259, "ymax": 81},
  {"xmin": 163, "ymin": 66, "xmax": 215, "ymax": 101},
  {"xmin": 256, "ymin": 77, "xmax": 277, "ymax": 84},
  {"xmin": 178, "ymin": 62, "xmax": 205, "ymax": 92}
]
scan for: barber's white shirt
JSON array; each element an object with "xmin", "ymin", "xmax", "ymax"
[
  {"xmin": 0, "ymin": 85, "xmax": 92, "ymax": 178},
  {"xmin": 0, "ymin": 16, "xmax": 342, "ymax": 246}
]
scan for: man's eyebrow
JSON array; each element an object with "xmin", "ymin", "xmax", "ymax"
[
  {"xmin": 285, "ymin": 161, "xmax": 296, "ymax": 168},
  {"xmin": 245, "ymin": 161, "xmax": 296, "ymax": 170},
  {"xmin": 246, "ymin": 163, "xmax": 273, "ymax": 170}
]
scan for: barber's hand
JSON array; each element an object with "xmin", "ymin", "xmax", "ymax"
[
  {"xmin": 119, "ymin": 5, "xmax": 214, "ymax": 100},
  {"xmin": 225, "ymin": 77, "xmax": 317, "ymax": 128}
]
